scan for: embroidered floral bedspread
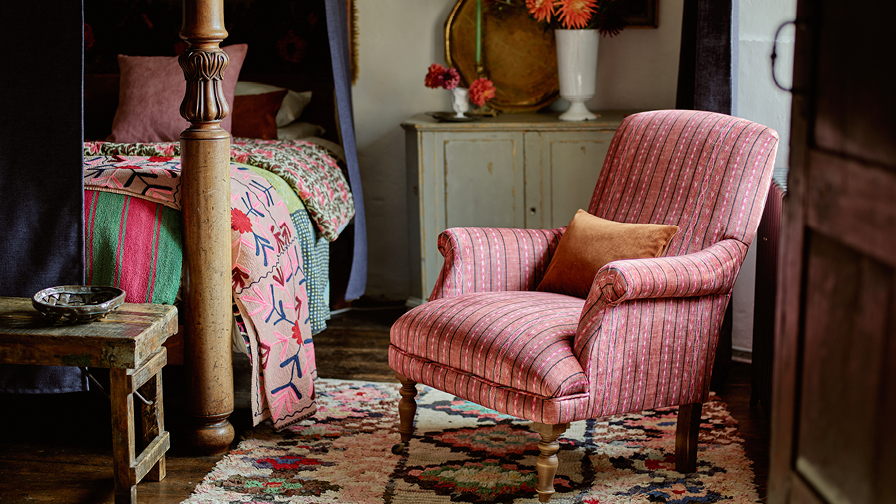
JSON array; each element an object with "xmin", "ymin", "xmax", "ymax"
[
  {"xmin": 84, "ymin": 139, "xmax": 353, "ymax": 241},
  {"xmin": 84, "ymin": 153, "xmax": 318, "ymax": 429}
]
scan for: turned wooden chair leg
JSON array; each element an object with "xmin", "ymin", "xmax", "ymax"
[
  {"xmin": 532, "ymin": 422, "xmax": 569, "ymax": 503},
  {"xmin": 392, "ymin": 373, "xmax": 418, "ymax": 454},
  {"xmin": 675, "ymin": 402, "xmax": 703, "ymax": 473}
]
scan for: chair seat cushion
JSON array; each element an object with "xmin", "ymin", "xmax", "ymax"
[{"xmin": 390, "ymin": 291, "xmax": 587, "ymax": 399}]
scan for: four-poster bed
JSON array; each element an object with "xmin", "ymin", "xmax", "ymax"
[
  {"xmin": 128, "ymin": 0, "xmax": 365, "ymax": 452},
  {"xmin": 0, "ymin": 0, "xmax": 362, "ymax": 455},
  {"xmin": 0, "ymin": 0, "xmax": 364, "ymax": 454}
]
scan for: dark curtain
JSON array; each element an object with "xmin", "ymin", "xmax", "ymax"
[
  {"xmin": 324, "ymin": 0, "xmax": 367, "ymax": 300},
  {"xmin": 0, "ymin": 1, "xmax": 87, "ymax": 392},
  {"xmin": 676, "ymin": 0, "xmax": 734, "ymax": 114}
]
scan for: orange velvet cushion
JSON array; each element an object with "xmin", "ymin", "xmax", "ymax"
[
  {"xmin": 232, "ymin": 89, "xmax": 289, "ymax": 139},
  {"xmin": 536, "ymin": 209, "xmax": 679, "ymax": 298}
]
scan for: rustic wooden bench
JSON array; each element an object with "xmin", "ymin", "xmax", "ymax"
[{"xmin": 0, "ymin": 296, "xmax": 178, "ymax": 504}]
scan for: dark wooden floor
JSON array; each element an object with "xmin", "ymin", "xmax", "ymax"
[{"xmin": 0, "ymin": 303, "xmax": 771, "ymax": 503}]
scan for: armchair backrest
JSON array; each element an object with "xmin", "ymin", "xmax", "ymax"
[{"xmin": 588, "ymin": 110, "xmax": 779, "ymax": 256}]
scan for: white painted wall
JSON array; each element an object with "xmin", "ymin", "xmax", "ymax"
[
  {"xmin": 351, "ymin": 0, "xmax": 795, "ymax": 356},
  {"xmin": 352, "ymin": 1, "xmax": 456, "ymax": 301},
  {"xmin": 731, "ymin": 0, "xmax": 796, "ymax": 355}
]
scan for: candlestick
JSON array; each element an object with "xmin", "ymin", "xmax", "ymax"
[{"xmin": 475, "ymin": 0, "xmax": 482, "ymax": 66}]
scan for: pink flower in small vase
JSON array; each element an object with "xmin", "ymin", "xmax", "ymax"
[
  {"xmin": 526, "ymin": 0, "xmax": 555, "ymax": 23},
  {"xmin": 558, "ymin": 0, "xmax": 598, "ymax": 29},
  {"xmin": 442, "ymin": 68, "xmax": 461, "ymax": 90},
  {"xmin": 469, "ymin": 77, "xmax": 496, "ymax": 106},
  {"xmin": 425, "ymin": 64, "xmax": 461, "ymax": 90}
]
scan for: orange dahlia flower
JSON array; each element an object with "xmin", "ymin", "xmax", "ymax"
[
  {"xmin": 469, "ymin": 77, "xmax": 496, "ymax": 106},
  {"xmin": 525, "ymin": 0, "xmax": 555, "ymax": 23},
  {"xmin": 557, "ymin": 0, "xmax": 597, "ymax": 29}
]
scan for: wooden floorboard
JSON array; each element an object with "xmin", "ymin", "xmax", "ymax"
[{"xmin": 0, "ymin": 304, "xmax": 770, "ymax": 503}]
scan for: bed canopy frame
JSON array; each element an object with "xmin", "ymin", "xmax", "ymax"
[{"xmin": 177, "ymin": 0, "xmax": 236, "ymax": 452}]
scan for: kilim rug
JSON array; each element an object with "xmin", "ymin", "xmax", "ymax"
[{"xmin": 182, "ymin": 379, "xmax": 759, "ymax": 504}]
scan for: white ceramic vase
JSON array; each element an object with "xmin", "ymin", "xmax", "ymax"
[
  {"xmin": 451, "ymin": 87, "xmax": 470, "ymax": 118},
  {"xmin": 555, "ymin": 29, "xmax": 599, "ymax": 121}
]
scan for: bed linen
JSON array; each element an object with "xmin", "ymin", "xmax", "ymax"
[
  {"xmin": 86, "ymin": 139, "xmax": 354, "ymax": 240},
  {"xmin": 85, "ymin": 139, "xmax": 351, "ymax": 329},
  {"xmin": 82, "ymin": 139, "xmax": 354, "ymax": 429}
]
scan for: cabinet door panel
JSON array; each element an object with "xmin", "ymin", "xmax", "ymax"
[
  {"xmin": 413, "ymin": 130, "xmax": 525, "ymax": 300},
  {"xmin": 526, "ymin": 131, "xmax": 614, "ymax": 229},
  {"xmin": 441, "ymin": 133, "xmax": 525, "ymax": 230},
  {"xmin": 548, "ymin": 131, "xmax": 614, "ymax": 228}
]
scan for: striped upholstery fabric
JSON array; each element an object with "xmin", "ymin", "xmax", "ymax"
[
  {"xmin": 593, "ymin": 239, "xmax": 748, "ymax": 306},
  {"xmin": 390, "ymin": 109, "xmax": 778, "ymax": 425},
  {"xmin": 390, "ymin": 291, "xmax": 587, "ymax": 399},
  {"xmin": 430, "ymin": 227, "xmax": 564, "ymax": 299},
  {"xmin": 589, "ymin": 110, "xmax": 778, "ymax": 252}
]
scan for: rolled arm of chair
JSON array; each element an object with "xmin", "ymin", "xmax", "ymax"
[
  {"xmin": 429, "ymin": 226, "xmax": 564, "ymax": 300},
  {"xmin": 590, "ymin": 238, "xmax": 749, "ymax": 306},
  {"xmin": 572, "ymin": 239, "xmax": 750, "ymax": 412}
]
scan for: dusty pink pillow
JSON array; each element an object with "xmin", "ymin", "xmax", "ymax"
[{"xmin": 108, "ymin": 44, "xmax": 248, "ymax": 143}]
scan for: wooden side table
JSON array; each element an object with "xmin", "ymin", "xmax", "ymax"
[{"xmin": 0, "ymin": 297, "xmax": 178, "ymax": 504}]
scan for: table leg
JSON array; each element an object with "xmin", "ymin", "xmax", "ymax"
[
  {"xmin": 110, "ymin": 368, "xmax": 136, "ymax": 504},
  {"xmin": 109, "ymin": 348, "xmax": 170, "ymax": 504},
  {"xmin": 139, "ymin": 371, "xmax": 166, "ymax": 482}
]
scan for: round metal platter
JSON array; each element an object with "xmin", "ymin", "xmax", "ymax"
[{"xmin": 445, "ymin": 0, "xmax": 559, "ymax": 113}]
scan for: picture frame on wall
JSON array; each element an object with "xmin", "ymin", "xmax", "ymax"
[{"xmin": 624, "ymin": 0, "xmax": 659, "ymax": 28}]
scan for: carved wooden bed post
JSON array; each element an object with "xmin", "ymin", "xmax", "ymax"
[{"xmin": 178, "ymin": 0, "xmax": 235, "ymax": 454}]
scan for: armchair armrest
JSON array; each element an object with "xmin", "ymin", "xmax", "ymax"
[
  {"xmin": 591, "ymin": 239, "xmax": 750, "ymax": 306},
  {"xmin": 429, "ymin": 226, "xmax": 564, "ymax": 300},
  {"xmin": 572, "ymin": 239, "xmax": 751, "ymax": 412}
]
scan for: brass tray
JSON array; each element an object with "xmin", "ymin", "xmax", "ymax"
[{"xmin": 445, "ymin": 0, "xmax": 559, "ymax": 112}]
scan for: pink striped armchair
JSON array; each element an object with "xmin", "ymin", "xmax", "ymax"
[{"xmin": 388, "ymin": 109, "xmax": 778, "ymax": 502}]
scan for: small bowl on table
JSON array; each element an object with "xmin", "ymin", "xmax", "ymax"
[{"xmin": 32, "ymin": 285, "xmax": 126, "ymax": 324}]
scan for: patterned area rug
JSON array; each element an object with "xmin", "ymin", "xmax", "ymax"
[{"xmin": 182, "ymin": 379, "xmax": 758, "ymax": 503}]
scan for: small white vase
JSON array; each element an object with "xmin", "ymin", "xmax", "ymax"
[
  {"xmin": 451, "ymin": 87, "xmax": 470, "ymax": 118},
  {"xmin": 555, "ymin": 29, "xmax": 599, "ymax": 121}
]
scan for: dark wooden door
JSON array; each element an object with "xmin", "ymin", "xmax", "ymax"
[{"xmin": 769, "ymin": 1, "xmax": 896, "ymax": 503}]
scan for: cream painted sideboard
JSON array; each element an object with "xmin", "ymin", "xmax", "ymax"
[{"xmin": 402, "ymin": 111, "xmax": 630, "ymax": 304}]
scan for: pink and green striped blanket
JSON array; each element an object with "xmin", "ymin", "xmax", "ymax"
[{"xmin": 84, "ymin": 190, "xmax": 182, "ymax": 304}]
